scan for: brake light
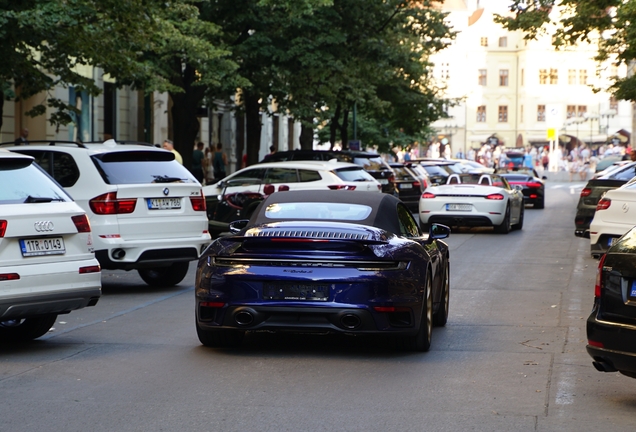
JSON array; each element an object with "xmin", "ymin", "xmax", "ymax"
[
  {"xmin": 190, "ymin": 190, "xmax": 206, "ymax": 211},
  {"xmin": 79, "ymin": 265, "xmax": 101, "ymax": 274},
  {"xmin": 580, "ymin": 188, "xmax": 592, "ymax": 197},
  {"xmin": 527, "ymin": 182, "xmax": 542, "ymax": 188},
  {"xmin": 530, "ymin": 194, "xmax": 538, "ymax": 199},
  {"xmin": 486, "ymin": 193, "xmax": 504, "ymax": 200},
  {"xmin": 71, "ymin": 214, "xmax": 91, "ymax": 233},
  {"xmin": 89, "ymin": 192, "xmax": 137, "ymax": 215},
  {"xmin": 200, "ymin": 302, "xmax": 225, "ymax": 308},
  {"xmin": 413, "ymin": 181, "xmax": 420, "ymax": 188},
  {"xmin": 421, "ymin": 192, "xmax": 436, "ymax": 199},
  {"xmin": 328, "ymin": 185, "xmax": 356, "ymax": 190},
  {"xmin": 595, "ymin": 253, "xmax": 607, "ymax": 299},
  {"xmin": 0, "ymin": 273, "xmax": 19, "ymax": 281},
  {"xmin": 588, "ymin": 340, "xmax": 604, "ymax": 348},
  {"xmin": 596, "ymin": 198, "xmax": 611, "ymax": 211},
  {"xmin": 388, "ymin": 175, "xmax": 395, "ymax": 183},
  {"xmin": 0, "ymin": 220, "xmax": 6, "ymax": 237},
  {"xmin": 373, "ymin": 306, "xmax": 410, "ymax": 313},
  {"xmin": 421, "ymin": 178, "xmax": 428, "ymax": 189}
]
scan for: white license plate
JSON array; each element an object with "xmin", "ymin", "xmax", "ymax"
[
  {"xmin": 20, "ymin": 237, "xmax": 65, "ymax": 257},
  {"xmin": 446, "ymin": 204, "xmax": 472, "ymax": 211},
  {"xmin": 608, "ymin": 237, "xmax": 619, "ymax": 247},
  {"xmin": 147, "ymin": 198, "xmax": 181, "ymax": 210},
  {"xmin": 378, "ymin": 179, "xmax": 389, "ymax": 185},
  {"xmin": 399, "ymin": 183, "xmax": 413, "ymax": 189}
]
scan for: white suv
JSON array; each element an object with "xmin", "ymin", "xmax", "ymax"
[
  {"xmin": 0, "ymin": 150, "xmax": 101, "ymax": 342},
  {"xmin": 7, "ymin": 140, "xmax": 211, "ymax": 286}
]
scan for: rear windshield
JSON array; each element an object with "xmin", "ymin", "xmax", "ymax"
[
  {"xmin": 391, "ymin": 166, "xmax": 413, "ymax": 180},
  {"xmin": 264, "ymin": 202, "xmax": 372, "ymax": 220},
  {"xmin": 334, "ymin": 167, "xmax": 376, "ymax": 182},
  {"xmin": 91, "ymin": 151, "xmax": 197, "ymax": 185},
  {"xmin": 422, "ymin": 165, "xmax": 453, "ymax": 176},
  {"xmin": 611, "ymin": 226, "xmax": 636, "ymax": 253},
  {"xmin": 353, "ymin": 156, "xmax": 388, "ymax": 171},
  {"xmin": 0, "ymin": 159, "xmax": 71, "ymax": 204}
]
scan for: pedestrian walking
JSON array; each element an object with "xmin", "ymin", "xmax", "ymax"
[
  {"xmin": 213, "ymin": 143, "xmax": 228, "ymax": 182},
  {"xmin": 14, "ymin": 128, "xmax": 29, "ymax": 145},
  {"xmin": 191, "ymin": 142, "xmax": 205, "ymax": 183},
  {"xmin": 162, "ymin": 139, "xmax": 183, "ymax": 164}
]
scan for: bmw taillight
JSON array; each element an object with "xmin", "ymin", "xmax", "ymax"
[
  {"xmin": 595, "ymin": 253, "xmax": 607, "ymax": 299},
  {"xmin": 580, "ymin": 188, "xmax": 592, "ymax": 197},
  {"xmin": 328, "ymin": 185, "xmax": 356, "ymax": 190},
  {"xmin": 190, "ymin": 190, "xmax": 206, "ymax": 211},
  {"xmin": 89, "ymin": 192, "xmax": 137, "ymax": 215},
  {"xmin": 486, "ymin": 193, "xmax": 504, "ymax": 200},
  {"xmin": 596, "ymin": 198, "xmax": 611, "ymax": 211},
  {"xmin": 79, "ymin": 265, "xmax": 101, "ymax": 274},
  {"xmin": 421, "ymin": 192, "xmax": 436, "ymax": 199},
  {"xmin": 0, "ymin": 220, "xmax": 6, "ymax": 237},
  {"xmin": 71, "ymin": 214, "xmax": 91, "ymax": 233}
]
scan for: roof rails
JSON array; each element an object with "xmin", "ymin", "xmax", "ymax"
[{"xmin": 0, "ymin": 140, "xmax": 87, "ymax": 148}]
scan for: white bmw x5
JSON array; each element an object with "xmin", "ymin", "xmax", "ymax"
[{"xmin": 7, "ymin": 140, "xmax": 211, "ymax": 286}]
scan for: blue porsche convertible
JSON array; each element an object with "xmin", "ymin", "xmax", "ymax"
[{"xmin": 195, "ymin": 190, "xmax": 451, "ymax": 351}]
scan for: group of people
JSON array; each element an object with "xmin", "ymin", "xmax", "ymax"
[{"xmin": 162, "ymin": 139, "xmax": 227, "ymax": 185}]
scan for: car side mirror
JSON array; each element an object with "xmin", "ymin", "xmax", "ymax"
[
  {"xmin": 228, "ymin": 219, "xmax": 249, "ymax": 234},
  {"xmin": 429, "ymin": 223, "xmax": 450, "ymax": 240}
]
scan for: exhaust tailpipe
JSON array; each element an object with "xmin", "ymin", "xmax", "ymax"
[
  {"xmin": 112, "ymin": 249, "xmax": 126, "ymax": 260},
  {"xmin": 234, "ymin": 310, "xmax": 254, "ymax": 326},
  {"xmin": 340, "ymin": 314, "xmax": 361, "ymax": 329}
]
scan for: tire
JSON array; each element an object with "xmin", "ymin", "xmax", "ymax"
[
  {"xmin": 196, "ymin": 320, "xmax": 245, "ymax": 348},
  {"xmin": 138, "ymin": 261, "xmax": 190, "ymax": 287},
  {"xmin": 512, "ymin": 205, "xmax": 524, "ymax": 231},
  {"xmin": 494, "ymin": 204, "xmax": 511, "ymax": 234},
  {"xmin": 535, "ymin": 198, "xmax": 544, "ymax": 209},
  {"xmin": 397, "ymin": 275, "xmax": 433, "ymax": 352},
  {"xmin": 0, "ymin": 314, "xmax": 57, "ymax": 342},
  {"xmin": 433, "ymin": 260, "xmax": 449, "ymax": 327}
]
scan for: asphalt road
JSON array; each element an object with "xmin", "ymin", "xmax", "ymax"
[{"xmin": 1, "ymin": 181, "xmax": 634, "ymax": 432}]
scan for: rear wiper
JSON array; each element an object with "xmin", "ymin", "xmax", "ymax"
[
  {"xmin": 152, "ymin": 175, "xmax": 185, "ymax": 183},
  {"xmin": 24, "ymin": 195, "xmax": 60, "ymax": 203}
]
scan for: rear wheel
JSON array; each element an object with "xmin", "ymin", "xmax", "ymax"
[
  {"xmin": 138, "ymin": 261, "xmax": 190, "ymax": 287},
  {"xmin": 397, "ymin": 275, "xmax": 432, "ymax": 352},
  {"xmin": 0, "ymin": 314, "xmax": 57, "ymax": 342},
  {"xmin": 433, "ymin": 260, "xmax": 449, "ymax": 327},
  {"xmin": 196, "ymin": 321, "xmax": 245, "ymax": 348},
  {"xmin": 494, "ymin": 205, "xmax": 511, "ymax": 234}
]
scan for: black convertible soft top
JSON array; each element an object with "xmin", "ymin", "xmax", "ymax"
[{"xmin": 249, "ymin": 190, "xmax": 405, "ymax": 234}]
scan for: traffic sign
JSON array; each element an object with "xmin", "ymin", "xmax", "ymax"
[{"xmin": 547, "ymin": 128, "xmax": 556, "ymax": 140}]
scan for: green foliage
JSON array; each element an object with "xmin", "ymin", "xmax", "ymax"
[{"xmin": 495, "ymin": 0, "xmax": 636, "ymax": 102}]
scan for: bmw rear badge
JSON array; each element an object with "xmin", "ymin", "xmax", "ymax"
[{"xmin": 163, "ymin": 188, "xmax": 169, "ymax": 196}]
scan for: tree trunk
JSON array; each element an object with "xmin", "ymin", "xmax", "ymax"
[
  {"xmin": 244, "ymin": 91, "xmax": 262, "ymax": 167},
  {"xmin": 299, "ymin": 116, "xmax": 314, "ymax": 150},
  {"xmin": 329, "ymin": 103, "xmax": 341, "ymax": 150},
  {"xmin": 0, "ymin": 96, "xmax": 4, "ymax": 134},
  {"xmin": 340, "ymin": 108, "xmax": 350, "ymax": 149},
  {"xmin": 169, "ymin": 65, "xmax": 205, "ymax": 172}
]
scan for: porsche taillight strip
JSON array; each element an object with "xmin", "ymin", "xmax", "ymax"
[
  {"xmin": 209, "ymin": 257, "xmax": 407, "ymax": 270},
  {"xmin": 247, "ymin": 230, "xmax": 370, "ymax": 240},
  {"xmin": 434, "ymin": 194, "xmax": 491, "ymax": 198}
]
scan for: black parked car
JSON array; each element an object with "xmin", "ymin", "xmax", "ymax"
[
  {"xmin": 497, "ymin": 167, "xmax": 546, "ymax": 209},
  {"xmin": 587, "ymin": 226, "xmax": 636, "ymax": 378},
  {"xmin": 389, "ymin": 162, "xmax": 423, "ymax": 211},
  {"xmin": 574, "ymin": 161, "xmax": 636, "ymax": 237}
]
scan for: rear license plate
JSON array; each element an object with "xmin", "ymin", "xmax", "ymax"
[
  {"xmin": 263, "ymin": 283, "xmax": 330, "ymax": 301},
  {"xmin": 608, "ymin": 237, "xmax": 619, "ymax": 247},
  {"xmin": 446, "ymin": 204, "xmax": 471, "ymax": 211},
  {"xmin": 399, "ymin": 183, "xmax": 413, "ymax": 189},
  {"xmin": 147, "ymin": 198, "xmax": 181, "ymax": 210},
  {"xmin": 19, "ymin": 237, "xmax": 65, "ymax": 257},
  {"xmin": 378, "ymin": 179, "xmax": 389, "ymax": 185}
]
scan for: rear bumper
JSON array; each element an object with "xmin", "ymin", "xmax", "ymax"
[
  {"xmin": 425, "ymin": 214, "xmax": 495, "ymax": 227},
  {"xmin": 587, "ymin": 314, "xmax": 636, "ymax": 375}
]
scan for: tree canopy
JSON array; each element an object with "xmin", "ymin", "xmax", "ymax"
[{"xmin": 495, "ymin": 0, "xmax": 636, "ymax": 101}]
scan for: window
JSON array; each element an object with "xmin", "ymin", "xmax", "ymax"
[
  {"xmin": 334, "ymin": 167, "xmax": 375, "ymax": 182},
  {"xmin": 0, "ymin": 158, "xmax": 71, "ymax": 204},
  {"xmin": 439, "ymin": 62, "xmax": 450, "ymax": 80},
  {"xmin": 16, "ymin": 150, "xmax": 81, "ymax": 188},
  {"xmin": 578, "ymin": 105, "xmax": 587, "ymax": 117},
  {"xmin": 264, "ymin": 168, "xmax": 298, "ymax": 184},
  {"xmin": 477, "ymin": 106, "xmax": 486, "ymax": 122},
  {"xmin": 498, "ymin": 37, "xmax": 507, "ymax": 47},
  {"xmin": 480, "ymin": 37, "xmax": 488, "ymax": 47},
  {"xmin": 397, "ymin": 204, "xmax": 419, "ymax": 237},
  {"xmin": 498, "ymin": 106, "xmax": 508, "ymax": 122},
  {"xmin": 610, "ymin": 96, "xmax": 618, "ymax": 111},
  {"xmin": 539, "ymin": 69, "xmax": 548, "ymax": 84},
  {"xmin": 499, "ymin": 69, "xmax": 509, "ymax": 86},
  {"xmin": 263, "ymin": 202, "xmax": 372, "ymax": 221},
  {"xmin": 568, "ymin": 69, "xmax": 576, "ymax": 85},
  {"xmin": 579, "ymin": 69, "xmax": 588, "ymax": 85},
  {"xmin": 537, "ymin": 105, "xmax": 546, "ymax": 122},
  {"xmin": 299, "ymin": 169, "xmax": 322, "ymax": 182},
  {"xmin": 549, "ymin": 68, "xmax": 558, "ymax": 84},
  {"xmin": 567, "ymin": 105, "xmax": 576, "ymax": 119},
  {"xmin": 478, "ymin": 69, "xmax": 487, "ymax": 86}
]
